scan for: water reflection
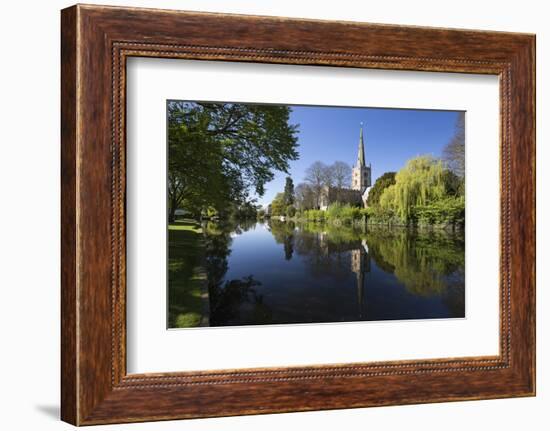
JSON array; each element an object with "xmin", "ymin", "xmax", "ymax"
[{"xmin": 194, "ymin": 220, "xmax": 465, "ymax": 326}]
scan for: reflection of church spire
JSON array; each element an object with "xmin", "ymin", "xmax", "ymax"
[
  {"xmin": 356, "ymin": 265, "xmax": 364, "ymax": 318},
  {"xmin": 351, "ymin": 240, "xmax": 371, "ymax": 319}
]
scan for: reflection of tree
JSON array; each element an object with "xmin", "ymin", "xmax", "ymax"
[
  {"xmin": 203, "ymin": 220, "xmax": 273, "ymax": 326},
  {"xmin": 288, "ymin": 222, "xmax": 464, "ymax": 304},
  {"xmin": 231, "ymin": 218, "xmax": 258, "ymax": 235},
  {"xmin": 442, "ymin": 269, "xmax": 466, "ymax": 317},
  {"xmin": 283, "ymin": 236, "xmax": 294, "ymax": 260},
  {"xmin": 292, "ymin": 222, "xmax": 365, "ymax": 280},
  {"xmin": 268, "ymin": 220, "xmax": 296, "ymax": 260},
  {"xmin": 272, "ymin": 221, "xmax": 370, "ymax": 318},
  {"xmin": 366, "ymin": 228, "xmax": 465, "ymax": 297},
  {"xmin": 203, "ymin": 223, "xmax": 232, "ymax": 292},
  {"xmin": 209, "ymin": 275, "xmax": 272, "ymax": 326}
]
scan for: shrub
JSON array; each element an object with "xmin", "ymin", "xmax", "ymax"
[
  {"xmin": 412, "ymin": 196, "xmax": 465, "ymax": 226},
  {"xmin": 303, "ymin": 209, "xmax": 326, "ymax": 222},
  {"xmin": 325, "ymin": 203, "xmax": 363, "ymax": 222},
  {"xmin": 361, "ymin": 207, "xmax": 373, "ymax": 218},
  {"xmin": 366, "ymin": 205, "xmax": 399, "ymax": 225}
]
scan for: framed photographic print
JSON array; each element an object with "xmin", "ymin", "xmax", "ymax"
[{"xmin": 61, "ymin": 4, "xmax": 535, "ymax": 425}]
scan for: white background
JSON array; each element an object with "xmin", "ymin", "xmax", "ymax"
[
  {"xmin": 127, "ymin": 59, "xmax": 500, "ymax": 373},
  {"xmin": 0, "ymin": 0, "xmax": 547, "ymax": 430}
]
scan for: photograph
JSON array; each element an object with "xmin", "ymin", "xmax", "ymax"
[{"xmin": 167, "ymin": 101, "xmax": 466, "ymax": 329}]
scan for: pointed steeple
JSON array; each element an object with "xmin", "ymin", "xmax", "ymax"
[
  {"xmin": 356, "ymin": 123, "xmax": 365, "ymax": 167},
  {"xmin": 352, "ymin": 122, "xmax": 371, "ymax": 194}
]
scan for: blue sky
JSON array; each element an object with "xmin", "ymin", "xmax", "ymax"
[{"xmin": 255, "ymin": 105, "xmax": 461, "ymax": 207}]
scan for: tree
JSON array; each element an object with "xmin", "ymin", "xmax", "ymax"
[
  {"xmin": 286, "ymin": 205, "xmax": 296, "ymax": 217},
  {"xmin": 322, "ymin": 164, "xmax": 335, "ymax": 188},
  {"xmin": 379, "ymin": 156, "xmax": 445, "ymax": 220},
  {"xmin": 302, "ymin": 161, "xmax": 352, "ymax": 207},
  {"xmin": 330, "ymin": 161, "xmax": 351, "ymax": 188},
  {"xmin": 283, "ymin": 177, "xmax": 295, "ymax": 206},
  {"xmin": 442, "ymin": 169, "xmax": 464, "ymax": 197},
  {"xmin": 270, "ymin": 193, "xmax": 286, "ymax": 216},
  {"xmin": 168, "ymin": 112, "xmax": 230, "ymax": 221},
  {"xmin": 167, "ymin": 101, "xmax": 299, "ymax": 222},
  {"xmin": 443, "ymin": 112, "xmax": 465, "ymax": 178},
  {"xmin": 295, "ymin": 183, "xmax": 316, "ymax": 210},
  {"xmin": 326, "ymin": 161, "xmax": 351, "ymax": 202},
  {"xmin": 304, "ymin": 161, "xmax": 328, "ymax": 208},
  {"xmin": 366, "ymin": 172, "xmax": 396, "ymax": 207},
  {"xmin": 229, "ymin": 199, "xmax": 260, "ymax": 220}
]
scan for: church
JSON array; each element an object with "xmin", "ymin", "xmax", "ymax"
[{"xmin": 319, "ymin": 125, "xmax": 372, "ymax": 210}]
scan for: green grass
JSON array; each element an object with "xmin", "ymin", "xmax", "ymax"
[
  {"xmin": 169, "ymin": 219, "xmax": 203, "ymax": 233},
  {"xmin": 168, "ymin": 221, "xmax": 206, "ymax": 328}
]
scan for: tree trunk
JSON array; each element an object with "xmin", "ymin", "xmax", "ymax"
[{"xmin": 168, "ymin": 204, "xmax": 176, "ymax": 223}]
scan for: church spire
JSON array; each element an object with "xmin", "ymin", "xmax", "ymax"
[
  {"xmin": 357, "ymin": 123, "xmax": 365, "ymax": 167},
  {"xmin": 351, "ymin": 122, "xmax": 372, "ymax": 195}
]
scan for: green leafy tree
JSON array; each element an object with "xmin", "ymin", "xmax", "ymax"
[
  {"xmin": 270, "ymin": 193, "xmax": 286, "ymax": 216},
  {"xmin": 168, "ymin": 112, "xmax": 231, "ymax": 220},
  {"xmin": 366, "ymin": 172, "xmax": 396, "ymax": 207},
  {"xmin": 167, "ymin": 101, "xmax": 299, "ymax": 222},
  {"xmin": 229, "ymin": 200, "xmax": 260, "ymax": 220},
  {"xmin": 286, "ymin": 205, "xmax": 297, "ymax": 217},
  {"xmin": 283, "ymin": 176, "xmax": 295, "ymax": 206},
  {"xmin": 379, "ymin": 156, "xmax": 446, "ymax": 220}
]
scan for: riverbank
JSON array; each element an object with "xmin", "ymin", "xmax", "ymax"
[
  {"xmin": 265, "ymin": 199, "xmax": 464, "ymax": 231},
  {"xmin": 265, "ymin": 214, "xmax": 464, "ymax": 231},
  {"xmin": 167, "ymin": 221, "xmax": 209, "ymax": 328}
]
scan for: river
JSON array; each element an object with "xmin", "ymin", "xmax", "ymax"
[{"xmin": 182, "ymin": 219, "xmax": 465, "ymax": 327}]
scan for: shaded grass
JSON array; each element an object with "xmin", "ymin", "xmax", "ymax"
[
  {"xmin": 168, "ymin": 220, "xmax": 206, "ymax": 328},
  {"xmin": 169, "ymin": 219, "xmax": 203, "ymax": 233}
]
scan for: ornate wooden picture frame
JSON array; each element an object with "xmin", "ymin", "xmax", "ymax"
[{"xmin": 61, "ymin": 4, "xmax": 535, "ymax": 425}]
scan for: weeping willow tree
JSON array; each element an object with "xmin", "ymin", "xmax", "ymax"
[{"xmin": 379, "ymin": 156, "xmax": 446, "ymax": 221}]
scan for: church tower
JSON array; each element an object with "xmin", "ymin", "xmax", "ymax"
[{"xmin": 351, "ymin": 124, "xmax": 372, "ymax": 193}]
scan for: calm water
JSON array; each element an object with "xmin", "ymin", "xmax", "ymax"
[{"xmin": 199, "ymin": 220, "xmax": 465, "ymax": 327}]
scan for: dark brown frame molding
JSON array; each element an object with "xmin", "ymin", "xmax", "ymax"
[{"xmin": 61, "ymin": 4, "xmax": 536, "ymax": 425}]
